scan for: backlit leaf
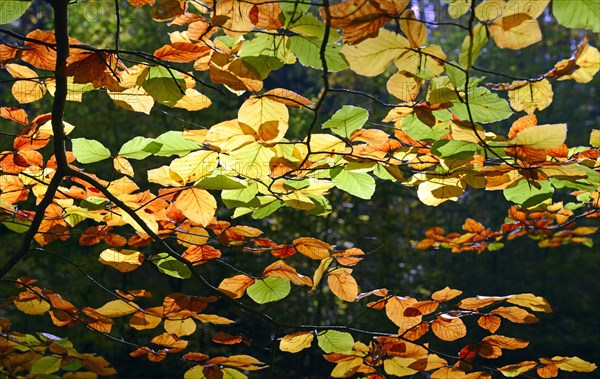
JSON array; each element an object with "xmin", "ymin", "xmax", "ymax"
[
  {"xmin": 553, "ymin": 0, "xmax": 600, "ymax": 32},
  {"xmin": 0, "ymin": 1, "xmax": 32, "ymax": 24},
  {"xmin": 327, "ymin": 268, "xmax": 358, "ymax": 302},
  {"xmin": 98, "ymin": 248, "xmax": 144, "ymax": 273},
  {"xmin": 152, "ymin": 253, "xmax": 192, "ymax": 279},
  {"xmin": 246, "ymin": 277, "xmax": 290, "ymax": 304},
  {"xmin": 72, "ymin": 138, "xmax": 111, "ymax": 164},
  {"xmin": 175, "ymin": 188, "xmax": 217, "ymax": 227},
  {"xmin": 317, "ymin": 330, "xmax": 354, "ymax": 354},
  {"xmin": 279, "ymin": 331, "xmax": 314, "ymax": 353}
]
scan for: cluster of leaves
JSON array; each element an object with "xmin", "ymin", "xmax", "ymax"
[{"xmin": 1, "ymin": 0, "xmax": 599, "ymax": 378}]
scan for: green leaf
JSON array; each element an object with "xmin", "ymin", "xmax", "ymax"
[
  {"xmin": 61, "ymin": 360, "xmax": 83, "ymax": 372},
  {"xmin": 322, "ymin": 106, "xmax": 369, "ymax": 138},
  {"xmin": 503, "ymin": 179, "xmax": 554, "ymax": 208},
  {"xmin": 402, "ymin": 114, "xmax": 451, "ymax": 141},
  {"xmin": 80, "ymin": 197, "xmax": 110, "ymax": 210},
  {"xmin": 252, "ymin": 199, "xmax": 284, "ymax": 219},
  {"xmin": 222, "ymin": 183, "xmax": 259, "ymax": 206},
  {"xmin": 290, "ymin": 36, "xmax": 349, "ymax": 72},
  {"xmin": 316, "ymin": 330, "xmax": 354, "ymax": 354},
  {"xmin": 553, "ymin": 0, "xmax": 600, "ymax": 32},
  {"xmin": 31, "ymin": 356, "xmax": 61, "ymax": 375},
  {"xmin": 239, "ymin": 34, "xmax": 291, "ymax": 79},
  {"xmin": 305, "ymin": 195, "xmax": 332, "ymax": 216},
  {"xmin": 118, "ymin": 137, "xmax": 162, "ymax": 160},
  {"xmin": 450, "ymin": 87, "xmax": 512, "ymax": 123},
  {"xmin": 246, "ymin": 277, "xmax": 291, "ymax": 304},
  {"xmin": 0, "ymin": 1, "xmax": 32, "ymax": 24},
  {"xmin": 71, "ymin": 138, "xmax": 111, "ymax": 164},
  {"xmin": 142, "ymin": 66, "xmax": 186, "ymax": 106},
  {"xmin": 431, "ymin": 140, "xmax": 478, "ymax": 160},
  {"xmin": 155, "ymin": 131, "xmax": 202, "ymax": 157},
  {"xmin": 459, "ymin": 23, "xmax": 488, "ymax": 68},
  {"xmin": 514, "ymin": 124, "xmax": 567, "ymax": 149},
  {"xmin": 196, "ymin": 174, "xmax": 247, "ymax": 190},
  {"xmin": 331, "ymin": 167, "xmax": 376, "ymax": 200},
  {"xmin": 2, "ymin": 219, "xmax": 30, "ymax": 233},
  {"xmin": 283, "ymin": 179, "xmax": 311, "ymax": 191},
  {"xmin": 152, "ymin": 253, "xmax": 191, "ymax": 279}
]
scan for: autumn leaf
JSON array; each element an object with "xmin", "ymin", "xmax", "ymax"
[
  {"xmin": 294, "ymin": 237, "xmax": 332, "ymax": 260},
  {"xmin": 327, "ymin": 268, "xmax": 358, "ymax": 302},
  {"xmin": 279, "ymin": 331, "xmax": 314, "ymax": 353},
  {"xmin": 431, "ymin": 316, "xmax": 466, "ymax": 341},
  {"xmin": 218, "ymin": 275, "xmax": 255, "ymax": 299},
  {"xmin": 98, "ymin": 249, "xmax": 144, "ymax": 273},
  {"xmin": 174, "ymin": 188, "xmax": 217, "ymax": 227}
]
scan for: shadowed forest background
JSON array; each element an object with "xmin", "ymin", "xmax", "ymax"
[{"xmin": 0, "ymin": 0, "xmax": 599, "ymax": 378}]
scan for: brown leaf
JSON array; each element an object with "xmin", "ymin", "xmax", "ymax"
[{"xmin": 263, "ymin": 260, "xmax": 312, "ymax": 286}]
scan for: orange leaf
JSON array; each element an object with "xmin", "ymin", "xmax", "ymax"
[
  {"xmin": 327, "ymin": 268, "xmax": 359, "ymax": 302},
  {"xmin": 153, "ymin": 43, "xmax": 211, "ymax": 62},
  {"xmin": 490, "ymin": 306, "xmax": 539, "ymax": 324},
  {"xmin": 431, "ymin": 287, "xmax": 462, "ymax": 302},
  {"xmin": 332, "ymin": 248, "xmax": 365, "ymax": 266},
  {"xmin": 174, "ymin": 187, "xmax": 217, "ymax": 227},
  {"xmin": 150, "ymin": 332, "xmax": 188, "ymax": 350},
  {"xmin": 431, "ymin": 316, "xmax": 466, "ymax": 341},
  {"xmin": 263, "ymin": 88, "xmax": 313, "ymax": 108},
  {"xmin": 482, "ymin": 335, "xmax": 529, "ymax": 350},
  {"xmin": 211, "ymin": 332, "xmax": 244, "ymax": 345},
  {"xmin": 293, "ymin": 237, "xmax": 331, "ymax": 260},
  {"xmin": 218, "ymin": 275, "xmax": 255, "ymax": 299},
  {"xmin": 537, "ymin": 364, "xmax": 559, "ymax": 378},
  {"xmin": 263, "ymin": 260, "xmax": 312, "ymax": 286},
  {"xmin": 477, "ymin": 315, "xmax": 501, "ymax": 333}
]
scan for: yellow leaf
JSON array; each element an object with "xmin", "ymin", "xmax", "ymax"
[
  {"xmin": 327, "ymin": 268, "xmax": 358, "ymax": 302},
  {"xmin": 6, "ymin": 64, "xmax": 46, "ymax": 104},
  {"xmin": 507, "ymin": 293, "xmax": 552, "ymax": 313},
  {"xmin": 279, "ymin": 331, "xmax": 314, "ymax": 353},
  {"xmin": 113, "ymin": 156, "xmax": 134, "ymax": 177},
  {"xmin": 498, "ymin": 361, "xmax": 537, "ymax": 377},
  {"xmin": 342, "ymin": 29, "xmax": 409, "ymax": 77},
  {"xmin": 540, "ymin": 356, "xmax": 598, "ymax": 373},
  {"xmin": 238, "ymin": 96, "xmax": 289, "ymax": 143},
  {"xmin": 400, "ymin": 9, "xmax": 427, "ymax": 47},
  {"xmin": 432, "ymin": 367, "xmax": 492, "ymax": 379},
  {"xmin": 331, "ymin": 357, "xmax": 363, "ymax": 378},
  {"xmin": 14, "ymin": 298, "xmax": 50, "ymax": 315},
  {"xmin": 384, "ymin": 357, "xmax": 418, "ymax": 377},
  {"xmin": 164, "ymin": 318, "xmax": 196, "ymax": 336},
  {"xmin": 130, "ymin": 310, "xmax": 162, "ymax": 330},
  {"xmin": 193, "ymin": 313, "xmax": 235, "ymax": 325},
  {"xmin": 174, "ymin": 88, "xmax": 212, "ymax": 111},
  {"xmin": 556, "ymin": 44, "xmax": 600, "ymax": 83},
  {"xmin": 98, "ymin": 249, "xmax": 145, "ymax": 273},
  {"xmin": 513, "ymin": 124, "xmax": 567, "ymax": 149},
  {"xmin": 508, "ymin": 79, "xmax": 553, "ymax": 114},
  {"xmin": 204, "ymin": 119, "xmax": 256, "ymax": 153},
  {"xmin": 387, "ymin": 72, "xmax": 421, "ymax": 101},
  {"xmin": 147, "ymin": 166, "xmax": 184, "ymax": 187},
  {"xmin": 169, "ymin": 150, "xmax": 218, "ymax": 184},
  {"xmin": 394, "ymin": 44, "xmax": 446, "ymax": 79},
  {"xmin": 482, "ymin": 335, "xmax": 529, "ymax": 350},
  {"xmin": 108, "ymin": 86, "xmax": 154, "ymax": 114},
  {"xmin": 312, "ymin": 257, "xmax": 333, "ymax": 290},
  {"xmin": 95, "ymin": 300, "xmax": 139, "ymax": 318},
  {"xmin": 174, "ymin": 188, "xmax": 217, "ymax": 226}
]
